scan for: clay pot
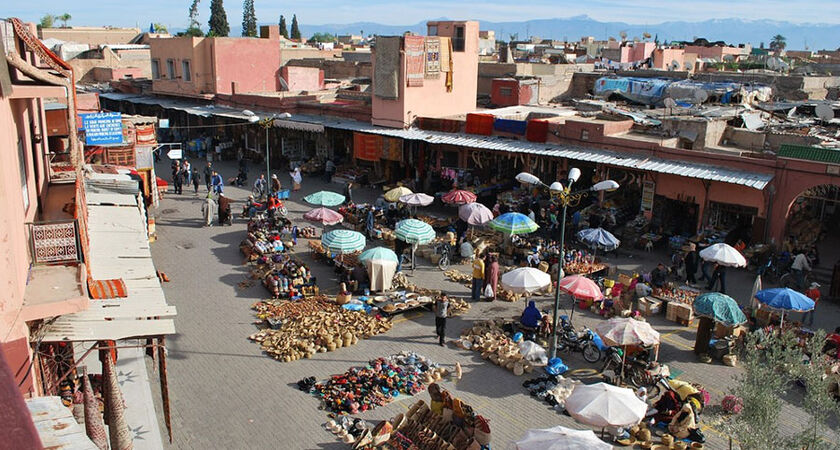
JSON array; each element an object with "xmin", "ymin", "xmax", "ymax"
[{"xmin": 661, "ymin": 434, "xmax": 674, "ymax": 446}]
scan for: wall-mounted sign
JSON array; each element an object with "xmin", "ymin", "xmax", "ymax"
[
  {"xmin": 641, "ymin": 180, "xmax": 656, "ymax": 213},
  {"xmin": 81, "ymin": 112, "xmax": 123, "ymax": 145}
]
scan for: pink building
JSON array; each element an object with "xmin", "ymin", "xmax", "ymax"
[
  {"xmin": 652, "ymin": 47, "xmax": 686, "ymax": 70},
  {"xmin": 684, "ymin": 44, "xmax": 744, "ymax": 61},
  {"xmin": 1, "ymin": 19, "xmax": 87, "ymax": 395},
  {"xmin": 149, "ymin": 32, "xmax": 282, "ymax": 98},
  {"xmin": 371, "ymin": 21, "xmax": 479, "ymax": 128},
  {"xmin": 603, "ymin": 41, "xmax": 656, "ymax": 63}
]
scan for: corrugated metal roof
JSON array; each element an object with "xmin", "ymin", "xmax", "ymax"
[
  {"xmin": 778, "ymin": 144, "xmax": 840, "ymax": 165},
  {"xmin": 26, "ymin": 397, "xmax": 99, "ymax": 450}
]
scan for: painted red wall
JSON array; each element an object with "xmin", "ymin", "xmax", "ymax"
[
  {"xmin": 213, "ymin": 38, "xmax": 280, "ymax": 94},
  {"xmin": 280, "ymin": 66, "xmax": 325, "ymax": 92}
]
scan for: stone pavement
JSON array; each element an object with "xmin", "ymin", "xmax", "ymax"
[{"xmin": 145, "ymin": 160, "xmax": 840, "ymax": 449}]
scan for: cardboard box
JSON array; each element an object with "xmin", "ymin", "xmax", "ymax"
[
  {"xmin": 714, "ymin": 323, "xmax": 734, "ymax": 338},
  {"xmin": 618, "ymin": 273, "xmax": 634, "ymax": 287},
  {"xmin": 639, "ymin": 297, "xmax": 663, "ymax": 317},
  {"xmin": 666, "ymin": 302, "xmax": 678, "ymax": 322},
  {"xmin": 670, "ymin": 302, "xmax": 694, "ymax": 321}
]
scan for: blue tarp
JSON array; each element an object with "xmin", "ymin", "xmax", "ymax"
[
  {"xmin": 594, "ymin": 76, "xmax": 768, "ymax": 107},
  {"xmin": 494, "ymin": 118, "xmax": 528, "ymax": 135}
]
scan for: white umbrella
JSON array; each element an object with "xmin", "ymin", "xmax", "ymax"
[
  {"xmin": 698, "ymin": 243, "xmax": 746, "ymax": 267},
  {"xmin": 564, "ymin": 382, "xmax": 647, "ymax": 428},
  {"xmin": 594, "ymin": 318, "xmax": 660, "ymax": 347},
  {"xmin": 514, "ymin": 425, "xmax": 612, "ymax": 450},
  {"xmin": 398, "ymin": 193, "xmax": 434, "ymax": 207},
  {"xmin": 458, "ymin": 202, "xmax": 494, "ymax": 225},
  {"xmin": 501, "ymin": 267, "xmax": 552, "ymax": 294}
]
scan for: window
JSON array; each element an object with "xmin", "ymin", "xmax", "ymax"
[
  {"xmin": 151, "ymin": 59, "xmax": 160, "ymax": 79},
  {"xmin": 581, "ymin": 129, "xmax": 589, "ymax": 140},
  {"xmin": 453, "ymin": 26, "xmax": 465, "ymax": 52},
  {"xmin": 166, "ymin": 59, "xmax": 175, "ymax": 79},
  {"xmin": 18, "ymin": 139, "xmax": 29, "ymax": 211},
  {"xmin": 500, "ymin": 87, "xmax": 513, "ymax": 97},
  {"xmin": 427, "ymin": 25, "xmax": 438, "ymax": 36},
  {"xmin": 181, "ymin": 60, "xmax": 192, "ymax": 81}
]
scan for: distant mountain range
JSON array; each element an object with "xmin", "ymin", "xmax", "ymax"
[{"xmin": 282, "ymin": 15, "xmax": 839, "ymax": 51}]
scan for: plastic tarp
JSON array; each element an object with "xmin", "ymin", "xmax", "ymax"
[
  {"xmin": 365, "ymin": 259, "xmax": 397, "ymax": 292},
  {"xmin": 595, "ymin": 76, "xmax": 770, "ymax": 106},
  {"xmin": 594, "ymin": 77, "xmax": 670, "ymax": 105}
]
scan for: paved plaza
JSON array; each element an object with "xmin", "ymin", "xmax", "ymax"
[{"xmin": 147, "ymin": 160, "xmax": 839, "ymax": 449}]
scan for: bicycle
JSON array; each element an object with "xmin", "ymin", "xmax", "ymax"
[{"xmin": 435, "ymin": 243, "xmax": 452, "ymax": 271}]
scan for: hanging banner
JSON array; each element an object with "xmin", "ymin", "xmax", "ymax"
[
  {"xmin": 353, "ymin": 132, "xmax": 383, "ymax": 161},
  {"xmin": 641, "ymin": 180, "xmax": 655, "ymax": 213},
  {"xmin": 381, "ymin": 137, "xmax": 403, "ymax": 162},
  {"xmin": 81, "ymin": 112, "xmax": 123, "ymax": 145}
]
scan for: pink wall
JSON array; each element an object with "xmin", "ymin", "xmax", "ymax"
[
  {"xmin": 372, "ymin": 21, "xmax": 479, "ymax": 128},
  {"xmin": 150, "ymin": 37, "xmax": 213, "ymax": 97},
  {"xmin": 280, "ymin": 66, "xmax": 324, "ymax": 92},
  {"xmin": 684, "ymin": 45, "xmax": 742, "ymax": 60},
  {"xmin": 213, "ymin": 38, "xmax": 280, "ymax": 94},
  {"xmin": 652, "ymin": 48, "xmax": 685, "ymax": 70},
  {"xmin": 628, "ymin": 42, "xmax": 655, "ymax": 62}
]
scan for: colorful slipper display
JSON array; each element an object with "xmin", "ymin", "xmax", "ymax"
[{"xmin": 304, "ymin": 352, "xmax": 437, "ymax": 415}]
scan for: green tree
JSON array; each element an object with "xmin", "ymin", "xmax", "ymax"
[
  {"xmin": 241, "ymin": 0, "xmax": 257, "ymax": 37},
  {"xmin": 770, "ymin": 34, "xmax": 787, "ymax": 51},
  {"xmin": 308, "ymin": 32, "xmax": 335, "ymax": 43},
  {"xmin": 278, "ymin": 15, "xmax": 288, "ymax": 39},
  {"xmin": 208, "ymin": 0, "xmax": 229, "ymax": 37},
  {"xmin": 39, "ymin": 14, "xmax": 55, "ymax": 28},
  {"xmin": 188, "ymin": 0, "xmax": 201, "ymax": 29},
  {"xmin": 290, "ymin": 14, "xmax": 301, "ymax": 40},
  {"xmin": 178, "ymin": 27, "xmax": 204, "ymax": 37},
  {"xmin": 153, "ymin": 23, "xmax": 168, "ymax": 33},
  {"xmin": 58, "ymin": 13, "xmax": 71, "ymax": 28}
]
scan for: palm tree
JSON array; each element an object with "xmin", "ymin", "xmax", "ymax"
[
  {"xmin": 58, "ymin": 13, "xmax": 71, "ymax": 28},
  {"xmin": 769, "ymin": 34, "xmax": 787, "ymax": 51}
]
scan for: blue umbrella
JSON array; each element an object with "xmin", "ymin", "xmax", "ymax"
[
  {"xmin": 487, "ymin": 212, "xmax": 539, "ymax": 235},
  {"xmin": 755, "ymin": 287, "xmax": 815, "ymax": 328},
  {"xmin": 359, "ymin": 247, "xmax": 398, "ymax": 263},
  {"xmin": 576, "ymin": 227, "xmax": 621, "ymax": 251}
]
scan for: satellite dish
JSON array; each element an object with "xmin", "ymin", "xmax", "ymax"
[
  {"xmin": 693, "ymin": 90, "xmax": 709, "ymax": 104},
  {"xmin": 664, "ymin": 98, "xmax": 677, "ymax": 108},
  {"xmin": 670, "ymin": 59, "xmax": 679, "ymax": 70},
  {"xmin": 766, "ymin": 57, "xmax": 779, "ymax": 71},
  {"xmin": 815, "ymin": 104, "xmax": 834, "ymax": 122}
]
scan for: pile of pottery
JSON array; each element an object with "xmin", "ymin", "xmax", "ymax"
[
  {"xmin": 335, "ymin": 384, "xmax": 491, "ymax": 449},
  {"xmin": 298, "ymin": 226, "xmax": 318, "ymax": 238},
  {"xmin": 458, "ymin": 320, "xmax": 534, "ymax": 375},
  {"xmin": 306, "ymin": 352, "xmax": 436, "ymax": 415},
  {"xmin": 443, "ymin": 270, "xmax": 473, "ymax": 286},
  {"xmin": 522, "ymin": 375, "xmax": 580, "ymax": 410},
  {"xmin": 248, "ymin": 298, "xmax": 392, "ymax": 362},
  {"xmin": 448, "ymin": 297, "xmax": 471, "ymax": 316}
]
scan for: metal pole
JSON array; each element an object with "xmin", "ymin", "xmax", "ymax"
[
  {"xmin": 265, "ymin": 126, "xmax": 271, "ymax": 189},
  {"xmin": 550, "ymin": 196, "xmax": 569, "ymax": 359}
]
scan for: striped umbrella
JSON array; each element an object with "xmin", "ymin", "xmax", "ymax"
[
  {"xmin": 304, "ymin": 207, "xmax": 344, "ymax": 226},
  {"xmin": 304, "ymin": 190, "xmax": 345, "ymax": 207},
  {"xmin": 321, "ymin": 229, "xmax": 366, "ymax": 253},
  {"xmin": 442, "ymin": 189, "xmax": 477, "ymax": 205},
  {"xmin": 384, "ymin": 186, "xmax": 413, "ymax": 202},
  {"xmin": 488, "ymin": 212, "xmax": 539, "ymax": 235},
  {"xmin": 359, "ymin": 246, "xmax": 398, "ymax": 263},
  {"xmin": 399, "ymin": 193, "xmax": 434, "ymax": 206},
  {"xmin": 395, "ymin": 219, "xmax": 436, "ymax": 244}
]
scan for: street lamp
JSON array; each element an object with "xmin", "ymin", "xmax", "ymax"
[
  {"xmin": 244, "ymin": 111, "xmax": 291, "ymax": 194},
  {"xmin": 516, "ymin": 169, "xmax": 619, "ymax": 359}
]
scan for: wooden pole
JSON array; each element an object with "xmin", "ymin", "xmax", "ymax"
[{"xmin": 158, "ymin": 336, "xmax": 173, "ymax": 443}]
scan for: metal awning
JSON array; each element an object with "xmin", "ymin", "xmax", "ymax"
[
  {"xmin": 274, "ymin": 118, "xmax": 324, "ymax": 132},
  {"xmin": 40, "ymin": 174, "xmax": 176, "ymax": 342}
]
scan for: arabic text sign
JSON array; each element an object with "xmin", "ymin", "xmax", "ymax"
[{"xmin": 81, "ymin": 112, "xmax": 123, "ymax": 145}]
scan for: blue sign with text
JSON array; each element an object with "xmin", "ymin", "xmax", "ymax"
[{"xmin": 81, "ymin": 112, "xmax": 123, "ymax": 145}]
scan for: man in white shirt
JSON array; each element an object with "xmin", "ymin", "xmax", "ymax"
[{"xmin": 791, "ymin": 252, "xmax": 811, "ymax": 290}]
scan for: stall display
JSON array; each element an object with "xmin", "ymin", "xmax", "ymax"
[
  {"xmin": 254, "ymin": 255, "xmax": 316, "ymax": 298},
  {"xmin": 304, "ymin": 352, "xmax": 437, "ymax": 415},
  {"xmin": 247, "ymin": 297, "xmax": 392, "ymax": 362},
  {"xmin": 458, "ymin": 319, "xmax": 536, "ymax": 376},
  {"xmin": 653, "ymin": 285, "xmax": 700, "ymax": 305},
  {"xmin": 299, "ymin": 157, "xmax": 325, "ymax": 175},
  {"xmin": 240, "ymin": 219, "xmax": 287, "ymax": 259},
  {"xmin": 334, "ymin": 384, "xmax": 491, "ymax": 449},
  {"xmin": 522, "ymin": 375, "xmax": 582, "ymax": 410}
]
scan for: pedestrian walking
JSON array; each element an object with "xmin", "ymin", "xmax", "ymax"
[
  {"xmin": 211, "ymin": 171, "xmax": 224, "ymax": 194},
  {"xmin": 183, "ymin": 160, "xmax": 192, "ymax": 185},
  {"xmin": 192, "ymin": 168, "xmax": 200, "ymax": 194},
  {"xmin": 803, "ymin": 282, "xmax": 821, "ymax": 326},
  {"xmin": 204, "ymin": 161, "xmax": 213, "ymax": 192},
  {"xmin": 201, "ymin": 193, "xmax": 217, "ymax": 227},
  {"xmin": 684, "ymin": 243, "xmax": 699, "ymax": 285},
  {"xmin": 173, "ymin": 165, "xmax": 185, "ymax": 194},
  {"xmin": 218, "ymin": 193, "xmax": 232, "ymax": 226},
  {"xmin": 484, "ymin": 253, "xmax": 499, "ymax": 301},
  {"xmin": 324, "ymin": 158, "xmax": 336, "ymax": 183},
  {"xmin": 270, "ymin": 174, "xmax": 282, "ymax": 195},
  {"xmin": 290, "ymin": 166, "xmax": 302, "ymax": 192},
  {"xmin": 434, "ymin": 294, "xmax": 450, "ymax": 346},
  {"xmin": 344, "ymin": 182, "xmax": 354, "ymax": 205},
  {"xmin": 706, "ymin": 263, "xmax": 727, "ymax": 294}
]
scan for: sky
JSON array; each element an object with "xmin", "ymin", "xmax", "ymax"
[{"xmin": 8, "ymin": 0, "xmax": 840, "ymax": 30}]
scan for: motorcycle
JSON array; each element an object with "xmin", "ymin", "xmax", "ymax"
[
  {"xmin": 555, "ymin": 315, "xmax": 604, "ymax": 363},
  {"xmin": 601, "ymin": 347, "xmax": 669, "ymax": 397}
]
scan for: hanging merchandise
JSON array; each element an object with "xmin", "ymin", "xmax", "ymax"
[
  {"xmin": 405, "ymin": 35, "xmax": 425, "ymax": 87},
  {"xmin": 425, "ymin": 36, "xmax": 441, "ymax": 78},
  {"xmin": 381, "ymin": 137, "xmax": 403, "ymax": 161},
  {"xmin": 465, "ymin": 113, "xmax": 494, "ymax": 135},
  {"xmin": 353, "ymin": 132, "xmax": 383, "ymax": 161}
]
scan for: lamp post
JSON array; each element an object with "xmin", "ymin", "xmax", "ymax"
[
  {"xmin": 516, "ymin": 170, "xmax": 619, "ymax": 359},
  {"xmin": 245, "ymin": 111, "xmax": 291, "ymax": 193}
]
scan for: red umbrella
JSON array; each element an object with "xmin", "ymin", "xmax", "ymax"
[
  {"xmin": 558, "ymin": 275, "xmax": 604, "ymax": 301},
  {"xmin": 442, "ymin": 189, "xmax": 477, "ymax": 205}
]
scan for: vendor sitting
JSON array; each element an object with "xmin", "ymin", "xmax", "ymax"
[
  {"xmin": 520, "ymin": 301, "xmax": 542, "ymax": 329},
  {"xmin": 669, "ymin": 403, "xmax": 703, "ymax": 442},
  {"xmin": 651, "ymin": 263, "xmax": 669, "ymax": 288},
  {"xmin": 245, "ymin": 195, "xmax": 264, "ymax": 218},
  {"xmin": 459, "ymin": 238, "xmax": 475, "ymax": 261}
]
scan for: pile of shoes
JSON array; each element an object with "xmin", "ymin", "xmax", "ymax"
[
  {"xmin": 522, "ymin": 375, "xmax": 580, "ymax": 411},
  {"xmin": 324, "ymin": 416, "xmax": 371, "ymax": 445},
  {"xmin": 297, "ymin": 376, "xmax": 317, "ymax": 392}
]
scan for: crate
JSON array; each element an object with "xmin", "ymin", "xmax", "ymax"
[
  {"xmin": 667, "ymin": 302, "xmax": 694, "ymax": 323},
  {"xmin": 640, "ymin": 297, "xmax": 663, "ymax": 317}
]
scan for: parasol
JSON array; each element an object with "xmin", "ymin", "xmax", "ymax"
[
  {"xmin": 755, "ymin": 287, "xmax": 815, "ymax": 328},
  {"xmin": 442, "ymin": 189, "xmax": 477, "ymax": 205},
  {"xmin": 487, "ymin": 212, "xmax": 539, "ymax": 235},
  {"xmin": 384, "ymin": 186, "xmax": 413, "ymax": 202},
  {"xmin": 321, "ymin": 229, "xmax": 366, "ymax": 253},
  {"xmin": 398, "ymin": 193, "xmax": 434, "ymax": 206},
  {"xmin": 698, "ymin": 243, "xmax": 746, "ymax": 267},
  {"xmin": 359, "ymin": 246, "xmax": 398, "ymax": 263},
  {"xmin": 501, "ymin": 267, "xmax": 552, "ymax": 294},
  {"xmin": 303, "ymin": 207, "xmax": 344, "ymax": 226},
  {"xmin": 394, "ymin": 219, "xmax": 436, "ymax": 244},
  {"xmin": 693, "ymin": 292, "xmax": 747, "ymax": 326},
  {"xmin": 594, "ymin": 317, "xmax": 660, "ymax": 347},
  {"xmin": 576, "ymin": 227, "xmax": 621, "ymax": 251},
  {"xmin": 304, "ymin": 190, "xmax": 345, "ymax": 207},
  {"xmin": 513, "ymin": 425, "xmax": 612, "ymax": 450},
  {"xmin": 458, "ymin": 202, "xmax": 494, "ymax": 225},
  {"xmin": 564, "ymin": 382, "xmax": 647, "ymax": 428}
]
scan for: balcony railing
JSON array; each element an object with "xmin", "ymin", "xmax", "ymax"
[{"xmin": 28, "ymin": 220, "xmax": 81, "ymax": 264}]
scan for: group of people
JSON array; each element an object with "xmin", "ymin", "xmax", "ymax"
[{"xmin": 470, "ymin": 252, "xmax": 500, "ymax": 302}]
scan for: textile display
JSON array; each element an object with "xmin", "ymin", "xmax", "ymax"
[
  {"xmin": 405, "ymin": 35, "xmax": 425, "ymax": 87},
  {"xmin": 494, "ymin": 118, "xmax": 527, "ymax": 135},
  {"xmin": 82, "ymin": 372, "xmax": 108, "ymax": 450},
  {"xmin": 526, "ymin": 120, "xmax": 549, "ymax": 143},
  {"xmin": 88, "ymin": 279, "xmax": 128, "ymax": 299},
  {"xmin": 417, "ymin": 117, "xmax": 461, "ymax": 133},
  {"xmin": 105, "ymin": 147, "xmax": 136, "ymax": 167},
  {"xmin": 366, "ymin": 259, "xmax": 397, "ymax": 292},
  {"xmin": 465, "ymin": 113, "xmax": 495, "ymax": 136},
  {"xmin": 374, "ymin": 36, "xmax": 401, "ymax": 99},
  {"xmin": 135, "ymin": 145, "xmax": 154, "ymax": 169},
  {"xmin": 134, "ymin": 123, "xmax": 156, "ymax": 145},
  {"xmin": 381, "ymin": 137, "xmax": 403, "ymax": 161},
  {"xmin": 353, "ymin": 132, "xmax": 383, "ymax": 161},
  {"xmin": 440, "ymin": 37, "xmax": 451, "ymax": 72},
  {"xmin": 102, "ymin": 352, "xmax": 133, "ymax": 450},
  {"xmin": 425, "ymin": 36, "xmax": 441, "ymax": 78}
]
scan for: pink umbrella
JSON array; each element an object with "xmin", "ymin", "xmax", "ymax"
[
  {"xmin": 458, "ymin": 202, "xmax": 494, "ymax": 225},
  {"xmin": 304, "ymin": 207, "xmax": 344, "ymax": 226},
  {"xmin": 442, "ymin": 189, "xmax": 477, "ymax": 205},
  {"xmin": 558, "ymin": 275, "xmax": 604, "ymax": 320}
]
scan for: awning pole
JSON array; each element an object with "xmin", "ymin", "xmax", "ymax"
[{"xmin": 159, "ymin": 335, "xmax": 173, "ymax": 443}]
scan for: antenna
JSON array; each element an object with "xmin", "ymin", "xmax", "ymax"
[{"xmin": 815, "ymin": 104, "xmax": 834, "ymax": 122}]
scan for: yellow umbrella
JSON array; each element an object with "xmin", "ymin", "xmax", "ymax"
[{"xmin": 384, "ymin": 186, "xmax": 413, "ymax": 202}]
